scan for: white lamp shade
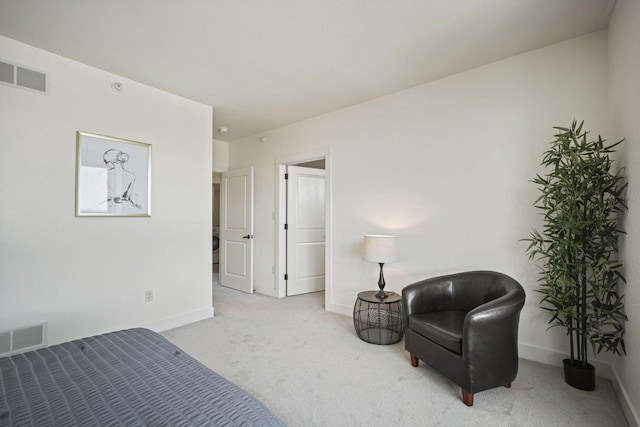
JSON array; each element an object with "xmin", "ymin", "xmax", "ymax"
[{"xmin": 363, "ymin": 235, "xmax": 398, "ymax": 263}]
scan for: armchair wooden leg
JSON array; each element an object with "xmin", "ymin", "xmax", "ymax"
[
  {"xmin": 462, "ymin": 388, "xmax": 474, "ymax": 407},
  {"xmin": 505, "ymin": 383, "xmax": 512, "ymax": 388},
  {"xmin": 410, "ymin": 353, "xmax": 419, "ymax": 367}
]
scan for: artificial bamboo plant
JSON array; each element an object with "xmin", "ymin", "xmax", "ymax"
[{"xmin": 526, "ymin": 120, "xmax": 627, "ymax": 369}]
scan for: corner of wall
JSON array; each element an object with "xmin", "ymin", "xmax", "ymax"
[
  {"xmin": 145, "ymin": 307, "xmax": 214, "ymax": 333},
  {"xmin": 611, "ymin": 363, "xmax": 640, "ymax": 427}
]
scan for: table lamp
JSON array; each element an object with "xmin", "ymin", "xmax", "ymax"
[{"xmin": 363, "ymin": 234, "xmax": 398, "ymax": 298}]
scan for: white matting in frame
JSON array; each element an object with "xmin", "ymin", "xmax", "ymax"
[{"xmin": 76, "ymin": 131, "xmax": 151, "ymax": 216}]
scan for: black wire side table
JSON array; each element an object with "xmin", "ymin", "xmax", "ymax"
[{"xmin": 353, "ymin": 291, "xmax": 404, "ymax": 345}]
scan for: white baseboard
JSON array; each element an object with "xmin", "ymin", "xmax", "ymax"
[
  {"xmin": 518, "ymin": 342, "xmax": 612, "ymax": 379},
  {"xmin": 326, "ymin": 301, "xmax": 353, "ymax": 317},
  {"xmin": 611, "ymin": 363, "xmax": 640, "ymax": 427},
  {"xmin": 144, "ymin": 307, "xmax": 214, "ymax": 333}
]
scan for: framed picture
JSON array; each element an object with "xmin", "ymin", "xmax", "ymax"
[{"xmin": 75, "ymin": 131, "xmax": 151, "ymax": 216}]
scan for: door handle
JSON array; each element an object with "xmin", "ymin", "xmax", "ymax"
[{"xmin": 242, "ymin": 234, "xmax": 253, "ymax": 239}]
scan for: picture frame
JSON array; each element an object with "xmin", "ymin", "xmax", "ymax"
[{"xmin": 75, "ymin": 131, "xmax": 151, "ymax": 217}]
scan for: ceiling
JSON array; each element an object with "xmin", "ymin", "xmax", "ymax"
[{"xmin": 0, "ymin": 0, "xmax": 615, "ymax": 142}]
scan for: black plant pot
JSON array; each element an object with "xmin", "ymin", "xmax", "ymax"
[{"xmin": 563, "ymin": 359, "xmax": 595, "ymax": 391}]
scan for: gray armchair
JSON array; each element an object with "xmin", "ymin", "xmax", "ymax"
[{"xmin": 402, "ymin": 271, "xmax": 525, "ymax": 406}]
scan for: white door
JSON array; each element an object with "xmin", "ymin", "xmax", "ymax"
[
  {"xmin": 220, "ymin": 167, "xmax": 254, "ymax": 293},
  {"xmin": 286, "ymin": 166, "xmax": 326, "ymax": 296}
]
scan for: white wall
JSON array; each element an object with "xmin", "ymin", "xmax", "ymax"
[
  {"xmin": 609, "ymin": 0, "xmax": 640, "ymax": 424},
  {"xmin": 212, "ymin": 138, "xmax": 229, "ymax": 172},
  {"xmin": 0, "ymin": 36, "xmax": 213, "ymax": 345},
  {"xmin": 230, "ymin": 32, "xmax": 611, "ymax": 363}
]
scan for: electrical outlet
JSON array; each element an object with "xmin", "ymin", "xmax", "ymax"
[{"xmin": 144, "ymin": 290, "xmax": 153, "ymax": 302}]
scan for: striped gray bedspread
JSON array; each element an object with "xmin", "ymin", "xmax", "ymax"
[{"xmin": 0, "ymin": 328, "xmax": 285, "ymax": 426}]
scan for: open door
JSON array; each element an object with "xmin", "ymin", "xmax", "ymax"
[
  {"xmin": 220, "ymin": 167, "xmax": 254, "ymax": 293},
  {"xmin": 286, "ymin": 165, "xmax": 326, "ymax": 296}
]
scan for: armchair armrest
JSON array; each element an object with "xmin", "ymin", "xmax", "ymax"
[{"xmin": 461, "ymin": 289, "xmax": 525, "ymax": 392}]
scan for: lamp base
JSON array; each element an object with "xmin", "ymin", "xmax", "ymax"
[
  {"xmin": 376, "ymin": 262, "xmax": 388, "ymax": 299},
  {"xmin": 375, "ymin": 289, "xmax": 388, "ymax": 299}
]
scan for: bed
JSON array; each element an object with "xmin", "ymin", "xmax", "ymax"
[{"xmin": 0, "ymin": 328, "xmax": 285, "ymax": 426}]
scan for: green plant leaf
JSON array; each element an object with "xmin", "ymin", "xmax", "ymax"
[{"xmin": 524, "ymin": 121, "xmax": 627, "ymax": 360}]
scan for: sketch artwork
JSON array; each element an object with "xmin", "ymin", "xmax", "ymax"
[
  {"xmin": 76, "ymin": 132, "xmax": 151, "ymax": 216},
  {"xmin": 103, "ymin": 149, "xmax": 142, "ymax": 209}
]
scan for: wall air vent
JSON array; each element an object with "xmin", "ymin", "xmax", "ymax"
[
  {"xmin": 0, "ymin": 59, "xmax": 49, "ymax": 94},
  {"xmin": 0, "ymin": 323, "xmax": 48, "ymax": 356}
]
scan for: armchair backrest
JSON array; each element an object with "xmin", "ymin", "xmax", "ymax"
[
  {"xmin": 450, "ymin": 271, "xmax": 522, "ymax": 312},
  {"xmin": 403, "ymin": 271, "xmax": 525, "ymax": 318}
]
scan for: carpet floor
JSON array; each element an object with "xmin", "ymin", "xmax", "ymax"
[{"xmin": 162, "ymin": 282, "xmax": 628, "ymax": 427}]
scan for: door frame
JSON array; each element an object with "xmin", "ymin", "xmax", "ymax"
[{"xmin": 275, "ymin": 148, "xmax": 332, "ymax": 308}]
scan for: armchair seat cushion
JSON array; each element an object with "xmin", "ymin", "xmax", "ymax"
[{"xmin": 409, "ymin": 311, "xmax": 466, "ymax": 354}]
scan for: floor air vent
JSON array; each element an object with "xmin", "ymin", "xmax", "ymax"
[
  {"xmin": 0, "ymin": 323, "xmax": 47, "ymax": 356},
  {"xmin": 0, "ymin": 59, "xmax": 49, "ymax": 94}
]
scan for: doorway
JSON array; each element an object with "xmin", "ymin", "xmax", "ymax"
[
  {"xmin": 219, "ymin": 167, "xmax": 254, "ymax": 294},
  {"xmin": 211, "ymin": 172, "xmax": 222, "ymax": 284},
  {"xmin": 212, "ymin": 174, "xmax": 221, "ymax": 274},
  {"xmin": 285, "ymin": 162, "xmax": 326, "ymax": 296},
  {"xmin": 275, "ymin": 149, "xmax": 332, "ymax": 307}
]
